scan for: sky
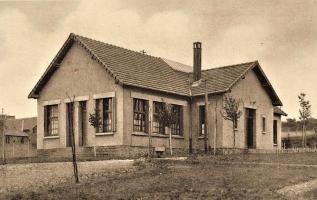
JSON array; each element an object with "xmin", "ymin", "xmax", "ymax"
[{"xmin": 0, "ymin": 0, "xmax": 317, "ymax": 119}]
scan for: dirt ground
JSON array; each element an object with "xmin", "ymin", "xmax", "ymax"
[
  {"xmin": 2, "ymin": 153, "xmax": 317, "ymax": 200},
  {"xmin": 0, "ymin": 160, "xmax": 134, "ymax": 199}
]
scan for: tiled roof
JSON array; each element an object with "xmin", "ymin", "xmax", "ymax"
[
  {"xmin": 274, "ymin": 107, "xmax": 287, "ymax": 116},
  {"xmin": 28, "ymin": 33, "xmax": 283, "ymax": 106},
  {"xmin": 74, "ymin": 35, "xmax": 191, "ymax": 96},
  {"xmin": 5, "ymin": 117, "xmax": 37, "ymax": 137}
]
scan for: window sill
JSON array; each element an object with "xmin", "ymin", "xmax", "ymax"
[
  {"xmin": 262, "ymin": 131, "xmax": 267, "ymax": 134},
  {"xmin": 132, "ymin": 132, "xmax": 148, "ymax": 136},
  {"xmin": 234, "ymin": 128, "xmax": 238, "ymax": 131},
  {"xmin": 273, "ymin": 144, "xmax": 278, "ymax": 146},
  {"xmin": 95, "ymin": 132, "xmax": 114, "ymax": 136},
  {"xmin": 198, "ymin": 136, "xmax": 208, "ymax": 140},
  {"xmin": 132, "ymin": 132, "xmax": 184, "ymax": 139},
  {"xmin": 171, "ymin": 135, "xmax": 184, "ymax": 139},
  {"xmin": 151, "ymin": 133, "xmax": 168, "ymax": 138},
  {"xmin": 44, "ymin": 136, "xmax": 59, "ymax": 139}
]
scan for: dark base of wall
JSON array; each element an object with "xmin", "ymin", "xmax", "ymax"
[
  {"xmin": 36, "ymin": 145, "xmax": 189, "ymax": 160},
  {"xmin": 24, "ymin": 146, "xmax": 287, "ymax": 162}
]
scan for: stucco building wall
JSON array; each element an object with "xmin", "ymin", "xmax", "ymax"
[
  {"xmin": 37, "ymin": 43, "xmax": 124, "ymax": 149},
  {"xmin": 122, "ymin": 87, "xmax": 190, "ymax": 150},
  {"xmin": 222, "ymin": 70, "xmax": 275, "ymax": 149}
]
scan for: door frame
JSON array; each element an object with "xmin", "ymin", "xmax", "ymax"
[{"xmin": 245, "ymin": 108, "xmax": 256, "ymax": 149}]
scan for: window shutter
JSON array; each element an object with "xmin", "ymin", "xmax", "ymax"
[
  {"xmin": 112, "ymin": 97, "xmax": 116, "ymax": 132},
  {"xmin": 44, "ymin": 106, "xmax": 48, "ymax": 136},
  {"xmin": 180, "ymin": 106, "xmax": 184, "ymax": 136}
]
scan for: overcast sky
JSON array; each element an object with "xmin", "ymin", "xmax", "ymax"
[{"xmin": 1, "ymin": 0, "xmax": 317, "ymax": 119}]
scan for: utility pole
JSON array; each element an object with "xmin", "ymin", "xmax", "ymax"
[
  {"xmin": 188, "ymin": 78, "xmax": 193, "ymax": 154},
  {"xmin": 213, "ymin": 100, "xmax": 217, "ymax": 155},
  {"xmin": 204, "ymin": 80, "xmax": 208, "ymax": 153},
  {"xmin": 1, "ymin": 108, "xmax": 6, "ymax": 164},
  {"xmin": 148, "ymin": 106, "xmax": 152, "ymax": 158}
]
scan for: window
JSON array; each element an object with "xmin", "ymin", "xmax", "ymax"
[
  {"xmin": 171, "ymin": 104, "xmax": 183, "ymax": 136},
  {"xmin": 95, "ymin": 98, "xmax": 115, "ymax": 133},
  {"xmin": 199, "ymin": 105, "xmax": 205, "ymax": 136},
  {"xmin": 45, "ymin": 105, "xmax": 59, "ymax": 136},
  {"xmin": 153, "ymin": 101, "xmax": 165, "ymax": 134},
  {"xmin": 273, "ymin": 120, "xmax": 278, "ymax": 145},
  {"xmin": 262, "ymin": 116, "xmax": 266, "ymax": 132},
  {"xmin": 133, "ymin": 98, "xmax": 148, "ymax": 133}
]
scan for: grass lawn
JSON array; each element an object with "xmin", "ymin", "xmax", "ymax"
[{"xmin": 4, "ymin": 153, "xmax": 317, "ymax": 200}]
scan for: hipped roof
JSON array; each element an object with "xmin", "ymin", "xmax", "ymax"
[{"xmin": 28, "ymin": 33, "xmax": 282, "ymax": 106}]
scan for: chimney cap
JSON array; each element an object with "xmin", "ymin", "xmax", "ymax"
[{"xmin": 193, "ymin": 42, "xmax": 202, "ymax": 48}]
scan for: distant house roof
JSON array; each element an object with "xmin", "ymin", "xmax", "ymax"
[
  {"xmin": 4, "ymin": 117, "xmax": 37, "ymax": 137},
  {"xmin": 28, "ymin": 33, "xmax": 283, "ymax": 106},
  {"xmin": 274, "ymin": 107, "xmax": 287, "ymax": 116}
]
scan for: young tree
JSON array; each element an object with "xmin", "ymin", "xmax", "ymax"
[
  {"xmin": 66, "ymin": 95, "xmax": 79, "ymax": 183},
  {"xmin": 222, "ymin": 94, "xmax": 242, "ymax": 148},
  {"xmin": 88, "ymin": 109, "xmax": 102, "ymax": 130},
  {"xmin": 298, "ymin": 93, "xmax": 311, "ymax": 147},
  {"xmin": 156, "ymin": 103, "xmax": 179, "ymax": 156},
  {"xmin": 88, "ymin": 108, "xmax": 102, "ymax": 157}
]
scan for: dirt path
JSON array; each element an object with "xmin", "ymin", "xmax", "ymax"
[
  {"xmin": 219, "ymin": 161, "xmax": 317, "ymax": 168},
  {"xmin": 277, "ymin": 178, "xmax": 317, "ymax": 199},
  {"xmin": 0, "ymin": 160, "xmax": 134, "ymax": 196}
]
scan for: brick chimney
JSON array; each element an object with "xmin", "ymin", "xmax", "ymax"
[{"xmin": 193, "ymin": 42, "xmax": 202, "ymax": 81}]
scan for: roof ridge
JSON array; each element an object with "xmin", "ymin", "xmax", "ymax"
[
  {"xmin": 72, "ymin": 33, "xmax": 161, "ymax": 60},
  {"xmin": 202, "ymin": 61, "xmax": 257, "ymax": 71}
]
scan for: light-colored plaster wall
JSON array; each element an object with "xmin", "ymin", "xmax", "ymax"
[
  {"xmin": 122, "ymin": 87, "xmax": 190, "ymax": 149},
  {"xmin": 191, "ymin": 95, "xmax": 223, "ymax": 151},
  {"xmin": 37, "ymin": 43, "xmax": 124, "ymax": 149},
  {"xmin": 222, "ymin": 69, "xmax": 275, "ymax": 149}
]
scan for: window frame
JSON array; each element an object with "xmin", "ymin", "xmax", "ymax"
[
  {"xmin": 95, "ymin": 97, "xmax": 114, "ymax": 133},
  {"xmin": 171, "ymin": 104, "xmax": 183, "ymax": 136},
  {"xmin": 153, "ymin": 101, "xmax": 165, "ymax": 135},
  {"xmin": 199, "ymin": 105, "xmax": 205, "ymax": 136},
  {"xmin": 45, "ymin": 104, "xmax": 59, "ymax": 137},
  {"xmin": 133, "ymin": 98, "xmax": 148, "ymax": 133},
  {"xmin": 262, "ymin": 115, "xmax": 266, "ymax": 133}
]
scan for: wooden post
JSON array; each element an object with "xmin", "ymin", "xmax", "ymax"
[
  {"xmin": 188, "ymin": 79, "xmax": 193, "ymax": 154},
  {"xmin": 168, "ymin": 127, "xmax": 173, "ymax": 156},
  {"xmin": 27, "ymin": 138, "xmax": 30, "ymax": 157},
  {"xmin": 68, "ymin": 100, "xmax": 79, "ymax": 183},
  {"xmin": 93, "ymin": 145, "xmax": 96, "ymax": 157},
  {"xmin": 204, "ymin": 80, "xmax": 208, "ymax": 153},
  {"xmin": 12, "ymin": 139, "xmax": 14, "ymax": 157},
  {"xmin": 213, "ymin": 100, "xmax": 217, "ymax": 155},
  {"xmin": 1, "ymin": 109, "xmax": 6, "ymax": 164},
  {"xmin": 148, "ymin": 106, "xmax": 152, "ymax": 158}
]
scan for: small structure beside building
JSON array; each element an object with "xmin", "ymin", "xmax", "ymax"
[
  {"xmin": 1, "ymin": 117, "xmax": 37, "ymax": 158},
  {"xmin": 28, "ymin": 33, "xmax": 287, "ymax": 157}
]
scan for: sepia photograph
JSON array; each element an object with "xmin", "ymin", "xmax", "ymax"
[{"xmin": 1, "ymin": 0, "xmax": 317, "ymax": 199}]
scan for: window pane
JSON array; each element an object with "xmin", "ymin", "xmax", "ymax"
[
  {"xmin": 133, "ymin": 98, "xmax": 147, "ymax": 133},
  {"xmin": 171, "ymin": 105, "xmax": 181, "ymax": 135},
  {"xmin": 47, "ymin": 105, "xmax": 58, "ymax": 136}
]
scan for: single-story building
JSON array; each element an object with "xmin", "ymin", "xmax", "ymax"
[{"xmin": 28, "ymin": 33, "xmax": 286, "ymax": 155}]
